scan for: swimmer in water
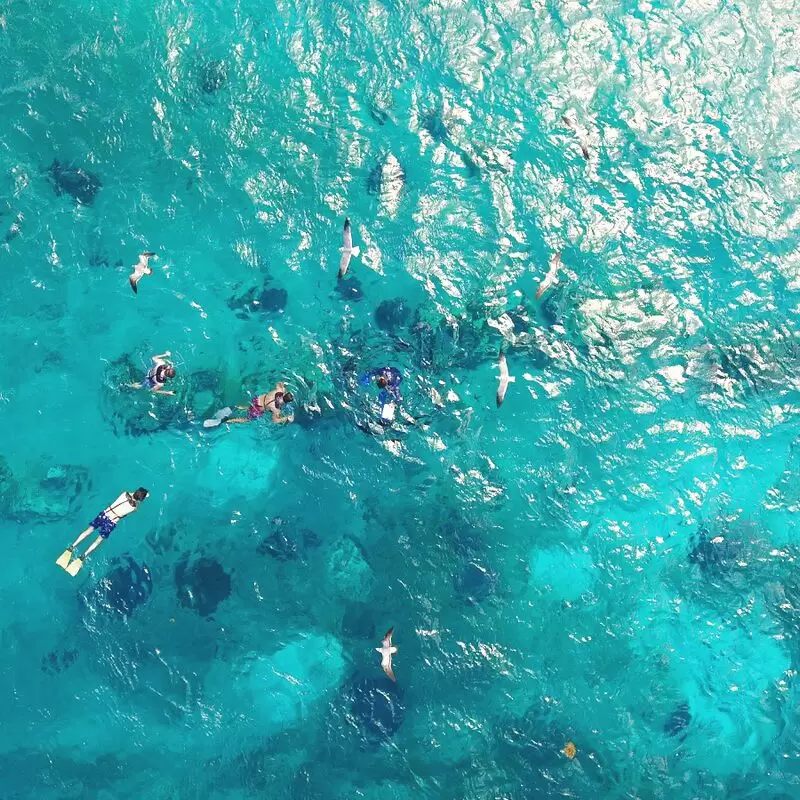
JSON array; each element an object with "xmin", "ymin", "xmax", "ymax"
[
  {"xmin": 227, "ymin": 382, "xmax": 294, "ymax": 425},
  {"xmin": 360, "ymin": 366, "xmax": 403, "ymax": 425},
  {"xmin": 128, "ymin": 352, "xmax": 176, "ymax": 396},
  {"xmin": 360, "ymin": 367, "xmax": 403, "ymax": 402},
  {"xmin": 56, "ymin": 488, "xmax": 149, "ymax": 576}
]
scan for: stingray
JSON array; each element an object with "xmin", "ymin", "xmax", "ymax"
[
  {"xmin": 540, "ymin": 287, "xmax": 567, "ymax": 327},
  {"xmin": 366, "ymin": 162, "xmax": 384, "ymax": 196},
  {"xmin": 258, "ymin": 527, "xmax": 298, "ymax": 560},
  {"xmin": 368, "ymin": 104, "xmax": 389, "ymax": 126},
  {"xmin": 187, "ymin": 368, "xmax": 222, "ymax": 394},
  {"xmin": 497, "ymin": 707, "xmax": 575, "ymax": 767},
  {"xmin": 48, "ymin": 160, "xmax": 102, "ymax": 205},
  {"xmin": 200, "ymin": 60, "xmax": 227, "ymax": 94},
  {"xmin": 3, "ymin": 210, "xmax": 22, "ymax": 244},
  {"xmin": 87, "ymin": 555, "xmax": 153, "ymax": 617},
  {"xmin": 175, "ymin": 555, "xmax": 231, "ymax": 617},
  {"xmin": 347, "ymin": 676, "xmax": 405, "ymax": 742},
  {"xmin": 506, "ymin": 304, "xmax": 531, "ymax": 334},
  {"xmin": 366, "ymin": 154, "xmax": 406, "ymax": 197},
  {"xmin": 335, "ymin": 274, "xmax": 364, "ymax": 302},
  {"xmin": 0, "ymin": 457, "xmax": 17, "ymax": 512},
  {"xmin": 420, "ymin": 109, "xmax": 480, "ymax": 177},
  {"xmin": 259, "ymin": 518, "xmax": 319, "ymax": 560},
  {"xmin": 229, "ymin": 284, "xmax": 288, "ymax": 317},
  {"xmin": 688, "ymin": 528, "xmax": 743, "ymax": 573},
  {"xmin": 41, "ymin": 648, "xmax": 78, "ymax": 675},
  {"xmin": 455, "ymin": 561, "xmax": 496, "ymax": 603},
  {"xmin": 258, "ymin": 286, "xmax": 288, "ymax": 313},
  {"xmin": 88, "ymin": 254, "xmax": 124, "ymax": 269},
  {"xmin": 421, "ymin": 108, "xmax": 450, "ymax": 143},
  {"xmin": 375, "ymin": 298, "xmax": 412, "ymax": 332},
  {"xmin": 664, "ymin": 703, "xmax": 691, "ymax": 737}
]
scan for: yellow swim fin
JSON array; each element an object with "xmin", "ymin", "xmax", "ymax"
[
  {"xmin": 65, "ymin": 557, "xmax": 84, "ymax": 577},
  {"xmin": 56, "ymin": 548, "xmax": 73, "ymax": 570}
]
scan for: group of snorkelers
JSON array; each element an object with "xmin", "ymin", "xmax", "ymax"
[
  {"xmin": 53, "ymin": 230, "xmax": 406, "ymax": 579},
  {"xmin": 129, "ymin": 349, "xmax": 404, "ymax": 430},
  {"xmin": 56, "ymin": 346, "xmax": 404, "ymax": 574}
]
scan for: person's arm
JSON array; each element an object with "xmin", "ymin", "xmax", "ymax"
[
  {"xmin": 152, "ymin": 351, "xmax": 171, "ymax": 363},
  {"xmin": 272, "ymin": 411, "xmax": 293, "ymax": 424}
]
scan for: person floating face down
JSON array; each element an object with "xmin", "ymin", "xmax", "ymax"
[
  {"xmin": 128, "ymin": 352, "xmax": 177, "ymax": 396},
  {"xmin": 360, "ymin": 366, "xmax": 403, "ymax": 424},
  {"xmin": 227, "ymin": 382, "xmax": 294, "ymax": 425},
  {"xmin": 56, "ymin": 488, "xmax": 149, "ymax": 576}
]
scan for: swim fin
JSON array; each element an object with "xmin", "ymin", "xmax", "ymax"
[
  {"xmin": 203, "ymin": 407, "xmax": 232, "ymax": 428},
  {"xmin": 65, "ymin": 557, "xmax": 84, "ymax": 576},
  {"xmin": 56, "ymin": 547, "xmax": 73, "ymax": 569}
]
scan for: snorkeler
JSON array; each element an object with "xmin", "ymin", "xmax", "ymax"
[
  {"xmin": 225, "ymin": 382, "xmax": 295, "ymax": 425},
  {"xmin": 360, "ymin": 366, "xmax": 403, "ymax": 425},
  {"xmin": 56, "ymin": 488, "xmax": 149, "ymax": 577},
  {"xmin": 128, "ymin": 351, "xmax": 176, "ymax": 396}
]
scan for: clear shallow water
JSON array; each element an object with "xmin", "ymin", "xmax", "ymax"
[{"xmin": 2, "ymin": 0, "xmax": 800, "ymax": 796}]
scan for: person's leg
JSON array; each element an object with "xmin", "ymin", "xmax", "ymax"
[
  {"xmin": 226, "ymin": 417, "xmax": 249, "ymax": 424},
  {"xmin": 82, "ymin": 536, "xmax": 104, "ymax": 559},
  {"xmin": 70, "ymin": 526, "xmax": 95, "ymax": 549}
]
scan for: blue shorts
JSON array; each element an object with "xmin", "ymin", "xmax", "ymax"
[{"xmin": 90, "ymin": 511, "xmax": 117, "ymax": 539}]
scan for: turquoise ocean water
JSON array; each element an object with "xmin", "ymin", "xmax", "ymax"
[{"xmin": 2, "ymin": 0, "xmax": 800, "ymax": 796}]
